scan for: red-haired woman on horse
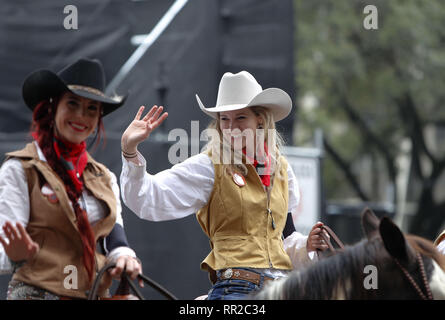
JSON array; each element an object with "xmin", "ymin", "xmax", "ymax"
[
  {"xmin": 0, "ymin": 58, "xmax": 142, "ymax": 299},
  {"xmin": 120, "ymin": 71, "xmax": 330, "ymax": 300}
]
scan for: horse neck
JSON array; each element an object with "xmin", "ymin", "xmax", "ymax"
[
  {"xmin": 282, "ymin": 240, "xmax": 376, "ymax": 300},
  {"xmin": 258, "ymin": 235, "xmax": 445, "ymax": 300}
]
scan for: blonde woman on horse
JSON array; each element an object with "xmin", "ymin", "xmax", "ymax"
[
  {"xmin": 120, "ymin": 71, "xmax": 329, "ymax": 300},
  {"xmin": 0, "ymin": 58, "xmax": 142, "ymax": 299}
]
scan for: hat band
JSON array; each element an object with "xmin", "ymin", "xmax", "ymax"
[{"xmin": 68, "ymin": 85, "xmax": 105, "ymax": 97}]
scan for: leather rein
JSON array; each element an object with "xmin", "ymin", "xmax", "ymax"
[{"xmin": 88, "ymin": 262, "xmax": 178, "ymax": 300}]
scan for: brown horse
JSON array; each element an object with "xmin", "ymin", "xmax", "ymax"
[{"xmin": 255, "ymin": 209, "xmax": 445, "ymax": 299}]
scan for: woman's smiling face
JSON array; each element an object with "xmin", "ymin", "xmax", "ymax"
[
  {"xmin": 219, "ymin": 108, "xmax": 262, "ymax": 150},
  {"xmin": 54, "ymin": 92, "xmax": 101, "ymax": 144}
]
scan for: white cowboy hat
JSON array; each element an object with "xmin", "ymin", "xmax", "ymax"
[{"xmin": 195, "ymin": 71, "xmax": 292, "ymax": 122}]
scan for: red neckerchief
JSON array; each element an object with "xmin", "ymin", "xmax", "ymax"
[
  {"xmin": 52, "ymin": 135, "xmax": 88, "ymax": 193},
  {"xmin": 242, "ymin": 142, "xmax": 271, "ymax": 187}
]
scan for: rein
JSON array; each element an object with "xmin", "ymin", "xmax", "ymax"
[
  {"xmin": 316, "ymin": 225, "xmax": 345, "ymax": 259},
  {"xmin": 393, "ymin": 252, "xmax": 433, "ymax": 300},
  {"xmin": 88, "ymin": 262, "xmax": 178, "ymax": 300},
  {"xmin": 320, "ymin": 225, "xmax": 345, "ymax": 252}
]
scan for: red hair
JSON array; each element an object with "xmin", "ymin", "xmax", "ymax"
[{"xmin": 31, "ymin": 97, "xmax": 106, "ymax": 283}]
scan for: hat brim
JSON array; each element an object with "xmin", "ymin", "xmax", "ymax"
[
  {"xmin": 196, "ymin": 88, "xmax": 292, "ymax": 122},
  {"xmin": 22, "ymin": 69, "xmax": 127, "ymax": 116}
]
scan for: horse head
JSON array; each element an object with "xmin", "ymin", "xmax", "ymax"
[
  {"xmin": 361, "ymin": 207, "xmax": 445, "ymax": 299},
  {"xmin": 255, "ymin": 208, "xmax": 445, "ymax": 299}
]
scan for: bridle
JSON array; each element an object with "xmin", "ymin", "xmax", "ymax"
[{"xmin": 393, "ymin": 252, "xmax": 433, "ymax": 300}]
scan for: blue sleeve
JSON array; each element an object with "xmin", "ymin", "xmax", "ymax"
[{"xmin": 104, "ymin": 224, "xmax": 130, "ymax": 253}]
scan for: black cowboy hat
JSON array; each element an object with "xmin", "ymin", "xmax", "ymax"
[{"xmin": 22, "ymin": 58, "xmax": 128, "ymax": 116}]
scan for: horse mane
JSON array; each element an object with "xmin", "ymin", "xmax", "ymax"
[{"xmin": 275, "ymin": 238, "xmax": 384, "ymax": 299}]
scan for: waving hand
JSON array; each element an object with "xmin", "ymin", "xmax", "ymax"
[
  {"xmin": 121, "ymin": 105, "xmax": 168, "ymax": 154},
  {"xmin": 0, "ymin": 221, "xmax": 39, "ymax": 264}
]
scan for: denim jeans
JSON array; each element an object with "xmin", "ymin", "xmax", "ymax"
[{"xmin": 207, "ymin": 268, "xmax": 270, "ymax": 300}]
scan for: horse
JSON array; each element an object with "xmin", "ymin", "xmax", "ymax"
[{"xmin": 254, "ymin": 208, "xmax": 445, "ymax": 299}]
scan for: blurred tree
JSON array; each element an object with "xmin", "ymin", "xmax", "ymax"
[{"xmin": 293, "ymin": 0, "xmax": 445, "ymax": 238}]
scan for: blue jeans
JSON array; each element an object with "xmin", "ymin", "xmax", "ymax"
[{"xmin": 207, "ymin": 269, "xmax": 269, "ymax": 300}]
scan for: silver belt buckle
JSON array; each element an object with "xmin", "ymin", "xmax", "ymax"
[{"xmin": 222, "ymin": 268, "xmax": 233, "ymax": 279}]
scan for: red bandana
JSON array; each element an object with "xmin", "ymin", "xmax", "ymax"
[
  {"xmin": 243, "ymin": 142, "xmax": 271, "ymax": 187},
  {"xmin": 52, "ymin": 136, "xmax": 88, "ymax": 193}
]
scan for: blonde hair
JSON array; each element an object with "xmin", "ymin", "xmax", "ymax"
[{"xmin": 201, "ymin": 106, "xmax": 285, "ymax": 180}]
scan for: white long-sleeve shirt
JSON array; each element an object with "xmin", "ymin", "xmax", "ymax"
[
  {"xmin": 120, "ymin": 152, "xmax": 314, "ymax": 277},
  {"xmin": 0, "ymin": 142, "xmax": 135, "ymax": 274}
]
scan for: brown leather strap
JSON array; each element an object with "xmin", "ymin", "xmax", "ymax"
[
  {"xmin": 88, "ymin": 262, "xmax": 177, "ymax": 300},
  {"xmin": 218, "ymin": 268, "xmax": 273, "ymax": 286},
  {"xmin": 321, "ymin": 225, "xmax": 345, "ymax": 252},
  {"xmin": 317, "ymin": 225, "xmax": 345, "ymax": 258}
]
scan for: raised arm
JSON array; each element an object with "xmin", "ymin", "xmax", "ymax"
[{"xmin": 120, "ymin": 105, "xmax": 214, "ymax": 221}]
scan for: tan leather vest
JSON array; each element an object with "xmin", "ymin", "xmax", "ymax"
[
  {"xmin": 5, "ymin": 143, "xmax": 116, "ymax": 299},
  {"xmin": 196, "ymin": 154, "xmax": 293, "ymax": 273}
]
